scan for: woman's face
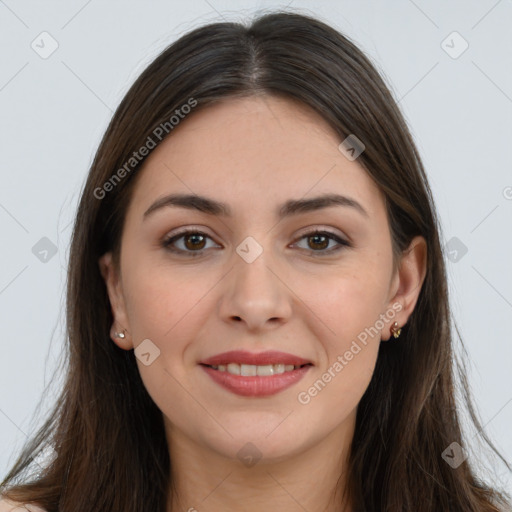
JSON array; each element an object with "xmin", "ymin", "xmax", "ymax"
[{"xmin": 100, "ymin": 95, "xmax": 426, "ymax": 465}]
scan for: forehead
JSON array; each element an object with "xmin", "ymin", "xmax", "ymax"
[{"xmin": 127, "ymin": 95, "xmax": 384, "ymax": 219}]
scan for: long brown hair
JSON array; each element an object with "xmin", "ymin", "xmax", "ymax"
[{"xmin": 1, "ymin": 11, "xmax": 510, "ymax": 512}]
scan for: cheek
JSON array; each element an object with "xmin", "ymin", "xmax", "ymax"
[
  {"xmin": 120, "ymin": 263, "xmax": 216, "ymax": 424},
  {"xmin": 291, "ymin": 261, "xmax": 388, "ymax": 408},
  {"xmin": 296, "ymin": 275, "xmax": 383, "ymax": 418},
  {"xmin": 122, "ymin": 255, "xmax": 212, "ymax": 341},
  {"xmin": 294, "ymin": 262, "xmax": 390, "ymax": 348},
  {"xmin": 121, "ymin": 258, "xmax": 223, "ymax": 404}
]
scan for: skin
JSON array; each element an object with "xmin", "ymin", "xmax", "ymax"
[{"xmin": 99, "ymin": 95, "xmax": 427, "ymax": 512}]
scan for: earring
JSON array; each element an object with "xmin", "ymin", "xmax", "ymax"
[
  {"xmin": 390, "ymin": 322, "xmax": 402, "ymax": 339},
  {"xmin": 114, "ymin": 329, "xmax": 127, "ymax": 339}
]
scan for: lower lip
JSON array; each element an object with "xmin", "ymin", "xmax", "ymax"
[{"xmin": 200, "ymin": 364, "xmax": 312, "ymax": 397}]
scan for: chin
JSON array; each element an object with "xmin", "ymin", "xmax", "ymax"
[{"xmin": 201, "ymin": 421, "xmax": 313, "ymax": 465}]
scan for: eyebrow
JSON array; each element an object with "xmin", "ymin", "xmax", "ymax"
[{"xmin": 143, "ymin": 192, "xmax": 369, "ymax": 220}]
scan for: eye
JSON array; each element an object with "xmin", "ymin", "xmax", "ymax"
[
  {"xmin": 161, "ymin": 230, "xmax": 220, "ymax": 256},
  {"xmin": 292, "ymin": 229, "xmax": 351, "ymax": 255},
  {"xmin": 161, "ymin": 228, "xmax": 351, "ymax": 257}
]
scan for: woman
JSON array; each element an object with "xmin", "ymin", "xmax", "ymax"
[{"xmin": 1, "ymin": 11, "xmax": 510, "ymax": 512}]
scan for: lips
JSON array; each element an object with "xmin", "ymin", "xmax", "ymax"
[
  {"xmin": 199, "ymin": 350, "xmax": 313, "ymax": 397},
  {"xmin": 200, "ymin": 350, "xmax": 312, "ymax": 367}
]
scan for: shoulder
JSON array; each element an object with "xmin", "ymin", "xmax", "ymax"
[{"xmin": 0, "ymin": 499, "xmax": 47, "ymax": 512}]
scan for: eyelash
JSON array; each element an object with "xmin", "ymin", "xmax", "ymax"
[{"xmin": 161, "ymin": 228, "xmax": 351, "ymax": 257}]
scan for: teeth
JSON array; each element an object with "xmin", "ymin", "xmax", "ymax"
[
  {"xmin": 241, "ymin": 364, "xmax": 257, "ymax": 376},
  {"xmin": 257, "ymin": 365, "xmax": 274, "ymax": 376},
  {"xmin": 209, "ymin": 363, "xmax": 304, "ymax": 375},
  {"xmin": 274, "ymin": 364, "xmax": 285, "ymax": 374},
  {"xmin": 227, "ymin": 363, "xmax": 240, "ymax": 375}
]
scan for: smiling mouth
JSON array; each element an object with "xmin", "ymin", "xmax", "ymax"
[{"xmin": 201, "ymin": 362, "xmax": 312, "ymax": 376}]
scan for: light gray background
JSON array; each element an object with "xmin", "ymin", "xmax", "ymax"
[{"xmin": 1, "ymin": 0, "xmax": 511, "ymax": 496}]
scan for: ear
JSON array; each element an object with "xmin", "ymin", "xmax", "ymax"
[
  {"xmin": 98, "ymin": 251, "xmax": 133, "ymax": 350},
  {"xmin": 381, "ymin": 235, "xmax": 427, "ymax": 341}
]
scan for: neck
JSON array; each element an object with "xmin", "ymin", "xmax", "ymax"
[{"xmin": 164, "ymin": 413, "xmax": 356, "ymax": 512}]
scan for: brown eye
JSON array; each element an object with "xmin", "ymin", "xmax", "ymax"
[
  {"xmin": 307, "ymin": 233, "xmax": 330, "ymax": 250},
  {"xmin": 162, "ymin": 230, "xmax": 219, "ymax": 256},
  {"xmin": 183, "ymin": 233, "xmax": 207, "ymax": 250},
  {"xmin": 294, "ymin": 230, "xmax": 350, "ymax": 255},
  {"xmin": 162, "ymin": 228, "xmax": 350, "ymax": 257}
]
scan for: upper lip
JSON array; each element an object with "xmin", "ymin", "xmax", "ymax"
[{"xmin": 200, "ymin": 350, "xmax": 313, "ymax": 367}]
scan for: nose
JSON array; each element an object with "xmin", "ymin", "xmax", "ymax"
[{"xmin": 218, "ymin": 247, "xmax": 293, "ymax": 332}]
